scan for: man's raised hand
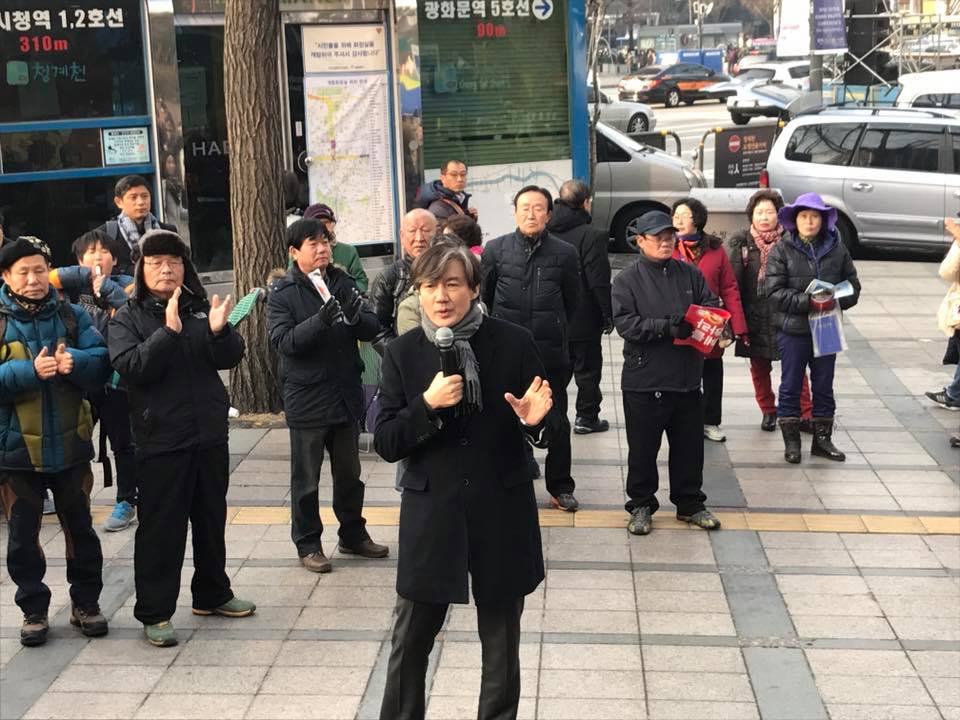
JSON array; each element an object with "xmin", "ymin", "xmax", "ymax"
[
  {"xmin": 208, "ymin": 293, "xmax": 233, "ymax": 334},
  {"xmin": 54, "ymin": 343, "xmax": 73, "ymax": 375},
  {"xmin": 34, "ymin": 346, "xmax": 58, "ymax": 380},
  {"xmin": 505, "ymin": 376, "xmax": 553, "ymax": 426},
  {"xmin": 422, "ymin": 371, "xmax": 463, "ymax": 411},
  {"xmin": 165, "ymin": 286, "xmax": 182, "ymax": 334}
]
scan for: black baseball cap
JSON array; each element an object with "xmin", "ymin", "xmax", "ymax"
[{"xmin": 635, "ymin": 211, "xmax": 677, "ymax": 237}]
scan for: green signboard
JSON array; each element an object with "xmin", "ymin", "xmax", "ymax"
[{"xmin": 417, "ymin": 0, "xmax": 570, "ymax": 168}]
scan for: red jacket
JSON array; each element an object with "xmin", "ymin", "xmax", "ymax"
[{"xmin": 674, "ymin": 235, "xmax": 748, "ymax": 358}]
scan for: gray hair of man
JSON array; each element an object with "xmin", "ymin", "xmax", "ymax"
[{"xmin": 558, "ymin": 179, "xmax": 591, "ymax": 209}]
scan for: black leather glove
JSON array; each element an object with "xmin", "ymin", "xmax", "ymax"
[
  {"xmin": 342, "ymin": 288, "xmax": 364, "ymax": 326},
  {"xmin": 317, "ymin": 296, "xmax": 344, "ymax": 327},
  {"xmin": 669, "ymin": 314, "xmax": 694, "ymax": 339},
  {"xmin": 602, "ymin": 317, "xmax": 615, "ymax": 335}
]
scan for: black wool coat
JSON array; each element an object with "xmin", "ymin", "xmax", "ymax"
[
  {"xmin": 374, "ymin": 317, "xmax": 546, "ymax": 605},
  {"xmin": 727, "ymin": 229, "xmax": 780, "ymax": 360}
]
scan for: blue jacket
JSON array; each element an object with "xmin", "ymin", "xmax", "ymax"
[{"xmin": 0, "ymin": 287, "xmax": 111, "ymax": 473}]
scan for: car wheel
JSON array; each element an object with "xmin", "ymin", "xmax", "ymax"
[
  {"xmin": 612, "ymin": 203, "xmax": 667, "ymax": 252},
  {"xmin": 664, "ymin": 88, "xmax": 681, "ymax": 108},
  {"xmin": 627, "ymin": 113, "xmax": 649, "ymax": 133},
  {"xmin": 835, "ymin": 213, "xmax": 860, "ymax": 256},
  {"xmin": 731, "ymin": 112, "xmax": 749, "ymax": 125}
]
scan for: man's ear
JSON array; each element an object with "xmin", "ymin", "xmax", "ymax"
[{"xmin": 114, "ymin": 196, "xmax": 123, "ymax": 211}]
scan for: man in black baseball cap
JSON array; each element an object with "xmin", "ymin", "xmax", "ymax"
[{"xmin": 610, "ymin": 210, "xmax": 723, "ymax": 537}]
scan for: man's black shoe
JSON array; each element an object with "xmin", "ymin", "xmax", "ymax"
[
  {"xmin": 760, "ymin": 414, "xmax": 777, "ymax": 432},
  {"xmin": 21, "ymin": 614, "xmax": 48, "ymax": 647},
  {"xmin": 574, "ymin": 416, "xmax": 610, "ymax": 434},
  {"xmin": 551, "ymin": 493, "xmax": 579, "ymax": 512},
  {"xmin": 926, "ymin": 390, "xmax": 960, "ymax": 410},
  {"xmin": 70, "ymin": 605, "xmax": 108, "ymax": 637},
  {"xmin": 627, "ymin": 507, "xmax": 652, "ymax": 535},
  {"xmin": 339, "ymin": 539, "xmax": 390, "ymax": 559}
]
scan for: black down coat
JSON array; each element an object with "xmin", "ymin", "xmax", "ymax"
[
  {"xmin": 481, "ymin": 229, "xmax": 580, "ymax": 370},
  {"xmin": 267, "ymin": 265, "xmax": 379, "ymax": 428},
  {"xmin": 765, "ymin": 229, "xmax": 861, "ymax": 336},
  {"xmin": 374, "ymin": 317, "xmax": 546, "ymax": 605},
  {"xmin": 727, "ymin": 229, "xmax": 781, "ymax": 360},
  {"xmin": 547, "ymin": 201, "xmax": 613, "ymax": 341}
]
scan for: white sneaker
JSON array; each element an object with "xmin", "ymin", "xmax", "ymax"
[{"xmin": 703, "ymin": 424, "xmax": 726, "ymax": 442}]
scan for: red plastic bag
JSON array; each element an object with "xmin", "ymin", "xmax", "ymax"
[{"xmin": 673, "ymin": 305, "xmax": 732, "ymax": 355}]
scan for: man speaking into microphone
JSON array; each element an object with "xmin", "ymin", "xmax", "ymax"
[{"xmin": 376, "ymin": 240, "xmax": 552, "ymax": 720}]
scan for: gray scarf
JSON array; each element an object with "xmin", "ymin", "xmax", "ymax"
[
  {"xmin": 117, "ymin": 212, "xmax": 161, "ymax": 251},
  {"xmin": 421, "ymin": 303, "xmax": 484, "ymax": 417}
]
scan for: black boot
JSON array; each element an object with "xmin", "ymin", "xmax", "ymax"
[
  {"xmin": 760, "ymin": 413, "xmax": 777, "ymax": 432},
  {"xmin": 811, "ymin": 417, "xmax": 846, "ymax": 462},
  {"xmin": 779, "ymin": 417, "xmax": 802, "ymax": 464}
]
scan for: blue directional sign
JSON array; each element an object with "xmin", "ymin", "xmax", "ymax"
[{"xmin": 532, "ymin": 0, "xmax": 553, "ymax": 20}]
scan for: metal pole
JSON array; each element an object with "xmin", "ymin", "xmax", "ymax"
[{"xmin": 809, "ymin": 0, "xmax": 823, "ymax": 94}]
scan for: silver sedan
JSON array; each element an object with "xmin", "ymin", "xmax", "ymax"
[{"xmin": 588, "ymin": 86, "xmax": 657, "ymax": 134}]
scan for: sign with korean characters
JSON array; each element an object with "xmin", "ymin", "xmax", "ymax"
[
  {"xmin": 0, "ymin": 1, "xmax": 147, "ymax": 123},
  {"xmin": 102, "ymin": 126, "xmax": 150, "ymax": 166},
  {"xmin": 714, "ymin": 126, "xmax": 777, "ymax": 189},
  {"xmin": 302, "ymin": 25, "xmax": 386, "ymax": 74}
]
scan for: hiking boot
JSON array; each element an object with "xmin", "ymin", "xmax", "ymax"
[
  {"xmin": 779, "ymin": 417, "xmax": 802, "ymax": 464},
  {"xmin": 574, "ymin": 416, "xmax": 610, "ymax": 434},
  {"xmin": 340, "ymin": 539, "xmax": 389, "ymax": 558},
  {"xmin": 677, "ymin": 509, "xmax": 722, "ymax": 530},
  {"xmin": 193, "ymin": 597, "xmax": 256, "ymax": 618},
  {"xmin": 301, "ymin": 550, "xmax": 332, "ymax": 573},
  {"xmin": 703, "ymin": 424, "xmax": 726, "ymax": 442},
  {"xmin": 70, "ymin": 604, "xmax": 108, "ymax": 637},
  {"xmin": 810, "ymin": 418, "xmax": 846, "ymax": 462},
  {"xmin": 20, "ymin": 614, "xmax": 48, "ymax": 647},
  {"xmin": 144, "ymin": 620, "xmax": 177, "ymax": 647},
  {"xmin": 760, "ymin": 414, "xmax": 777, "ymax": 432},
  {"xmin": 926, "ymin": 390, "xmax": 960, "ymax": 410},
  {"xmin": 627, "ymin": 507, "xmax": 652, "ymax": 535},
  {"xmin": 103, "ymin": 500, "xmax": 136, "ymax": 532},
  {"xmin": 42, "ymin": 493, "xmax": 55, "ymax": 516},
  {"xmin": 551, "ymin": 493, "xmax": 579, "ymax": 512}
]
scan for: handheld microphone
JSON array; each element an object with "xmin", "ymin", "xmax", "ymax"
[{"xmin": 435, "ymin": 327, "xmax": 461, "ymax": 377}]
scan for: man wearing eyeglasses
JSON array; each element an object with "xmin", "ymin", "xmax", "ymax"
[
  {"xmin": 421, "ymin": 160, "xmax": 478, "ymax": 222},
  {"xmin": 612, "ymin": 211, "xmax": 722, "ymax": 537}
]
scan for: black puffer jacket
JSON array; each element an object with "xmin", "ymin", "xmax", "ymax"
[
  {"xmin": 547, "ymin": 201, "xmax": 612, "ymax": 341},
  {"xmin": 370, "ymin": 255, "xmax": 412, "ymax": 355},
  {"xmin": 727, "ymin": 229, "xmax": 780, "ymax": 360},
  {"xmin": 612, "ymin": 254, "xmax": 718, "ymax": 393},
  {"xmin": 267, "ymin": 265, "xmax": 379, "ymax": 428},
  {"xmin": 481, "ymin": 229, "xmax": 580, "ymax": 370},
  {"xmin": 765, "ymin": 229, "xmax": 861, "ymax": 336},
  {"xmin": 109, "ymin": 291, "xmax": 244, "ymax": 458}
]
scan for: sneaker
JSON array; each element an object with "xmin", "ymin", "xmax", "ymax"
[
  {"xmin": 70, "ymin": 604, "xmax": 108, "ymax": 637},
  {"xmin": 301, "ymin": 551, "xmax": 332, "ymax": 574},
  {"xmin": 703, "ymin": 424, "xmax": 726, "ymax": 442},
  {"xmin": 42, "ymin": 494, "xmax": 55, "ymax": 515},
  {"xmin": 574, "ymin": 416, "xmax": 610, "ymax": 434},
  {"xmin": 677, "ymin": 509, "xmax": 722, "ymax": 530},
  {"xmin": 925, "ymin": 390, "xmax": 960, "ymax": 410},
  {"xmin": 951, "ymin": 434, "xmax": 960, "ymax": 448},
  {"xmin": 627, "ymin": 507, "xmax": 652, "ymax": 535},
  {"xmin": 339, "ymin": 539, "xmax": 390, "ymax": 558},
  {"xmin": 193, "ymin": 597, "xmax": 256, "ymax": 618},
  {"xmin": 20, "ymin": 614, "xmax": 48, "ymax": 647},
  {"xmin": 144, "ymin": 620, "xmax": 177, "ymax": 647},
  {"xmin": 551, "ymin": 493, "xmax": 579, "ymax": 512},
  {"xmin": 103, "ymin": 501, "xmax": 136, "ymax": 532}
]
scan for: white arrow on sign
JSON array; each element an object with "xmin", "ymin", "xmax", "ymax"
[{"xmin": 532, "ymin": 0, "xmax": 553, "ymax": 20}]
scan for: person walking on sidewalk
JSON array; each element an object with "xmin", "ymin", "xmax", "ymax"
[
  {"xmin": 376, "ymin": 242, "xmax": 551, "ymax": 720},
  {"xmin": 727, "ymin": 190, "xmax": 814, "ymax": 433},
  {"xmin": 671, "ymin": 197, "xmax": 748, "ymax": 443},
  {"xmin": 0, "ymin": 236, "xmax": 112, "ymax": 647},
  {"xmin": 765, "ymin": 193, "xmax": 860, "ymax": 464},
  {"xmin": 267, "ymin": 219, "xmax": 388, "ymax": 574},
  {"xmin": 109, "ymin": 231, "xmax": 254, "ymax": 647},
  {"xmin": 925, "ymin": 217, "xmax": 960, "ymax": 448},
  {"xmin": 613, "ymin": 212, "xmax": 722, "ymax": 536},
  {"xmin": 482, "ymin": 186, "xmax": 581, "ymax": 511},
  {"xmin": 547, "ymin": 180, "xmax": 614, "ymax": 436}
]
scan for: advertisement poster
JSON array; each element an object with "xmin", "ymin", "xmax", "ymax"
[
  {"xmin": 813, "ymin": 0, "xmax": 847, "ymax": 54},
  {"xmin": 714, "ymin": 126, "xmax": 777, "ymax": 189},
  {"xmin": 776, "ymin": 0, "xmax": 810, "ymax": 58}
]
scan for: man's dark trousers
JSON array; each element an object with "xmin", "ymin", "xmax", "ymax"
[
  {"xmin": 0, "ymin": 464, "xmax": 103, "ymax": 615},
  {"xmin": 380, "ymin": 596, "xmax": 524, "ymax": 720},
  {"xmin": 134, "ymin": 445, "xmax": 233, "ymax": 625},
  {"xmin": 290, "ymin": 422, "xmax": 369, "ymax": 556},
  {"xmin": 90, "ymin": 387, "xmax": 137, "ymax": 504},
  {"xmin": 569, "ymin": 336, "xmax": 603, "ymax": 420},
  {"xmin": 544, "ymin": 365, "xmax": 574, "ymax": 496},
  {"xmin": 623, "ymin": 390, "xmax": 707, "ymax": 516}
]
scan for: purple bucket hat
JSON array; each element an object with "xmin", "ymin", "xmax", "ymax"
[{"xmin": 778, "ymin": 192, "xmax": 838, "ymax": 233}]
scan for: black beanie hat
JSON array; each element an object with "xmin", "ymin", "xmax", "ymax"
[
  {"xmin": 139, "ymin": 229, "xmax": 190, "ymax": 259},
  {"xmin": 0, "ymin": 236, "xmax": 52, "ymax": 271}
]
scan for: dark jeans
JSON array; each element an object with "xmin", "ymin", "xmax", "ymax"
[
  {"xmin": 749, "ymin": 357, "xmax": 813, "ymax": 419},
  {"xmin": 0, "ymin": 463, "xmax": 103, "ymax": 616},
  {"xmin": 623, "ymin": 390, "xmax": 707, "ymax": 517},
  {"xmin": 543, "ymin": 365, "xmax": 574, "ymax": 497},
  {"xmin": 290, "ymin": 423, "xmax": 369, "ymax": 556},
  {"xmin": 134, "ymin": 445, "xmax": 233, "ymax": 625},
  {"xmin": 777, "ymin": 332, "xmax": 837, "ymax": 419},
  {"xmin": 380, "ymin": 595, "xmax": 524, "ymax": 720},
  {"xmin": 90, "ymin": 388, "xmax": 137, "ymax": 504},
  {"xmin": 702, "ymin": 357, "xmax": 723, "ymax": 426},
  {"xmin": 569, "ymin": 337, "xmax": 604, "ymax": 420}
]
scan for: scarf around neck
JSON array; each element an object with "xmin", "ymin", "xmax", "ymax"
[
  {"xmin": 421, "ymin": 303, "xmax": 484, "ymax": 417},
  {"xmin": 118, "ymin": 212, "xmax": 161, "ymax": 250},
  {"xmin": 749, "ymin": 224, "xmax": 784, "ymax": 282},
  {"xmin": 676, "ymin": 233, "xmax": 703, "ymax": 264},
  {"xmin": 7, "ymin": 289, "xmax": 47, "ymax": 315}
]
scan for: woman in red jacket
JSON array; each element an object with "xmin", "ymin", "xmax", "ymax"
[{"xmin": 671, "ymin": 198, "xmax": 748, "ymax": 442}]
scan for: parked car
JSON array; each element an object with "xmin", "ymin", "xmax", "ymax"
[
  {"xmin": 727, "ymin": 81, "xmax": 804, "ymax": 125},
  {"xmin": 762, "ymin": 106, "xmax": 960, "ymax": 251},
  {"xmin": 588, "ymin": 86, "xmax": 657, "ymax": 133},
  {"xmin": 706, "ymin": 61, "xmax": 810, "ymax": 100},
  {"xmin": 617, "ymin": 63, "xmax": 733, "ymax": 108},
  {"xmin": 591, "ymin": 121, "xmax": 707, "ymax": 251},
  {"xmin": 895, "ymin": 69, "xmax": 960, "ymax": 110}
]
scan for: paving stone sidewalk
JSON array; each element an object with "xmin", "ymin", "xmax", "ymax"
[{"xmin": 1, "ymin": 259, "xmax": 958, "ymax": 720}]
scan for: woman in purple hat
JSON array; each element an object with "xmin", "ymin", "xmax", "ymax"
[{"xmin": 764, "ymin": 193, "xmax": 861, "ymax": 464}]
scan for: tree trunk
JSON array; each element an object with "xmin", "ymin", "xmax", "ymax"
[{"xmin": 224, "ymin": 0, "xmax": 286, "ymax": 413}]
